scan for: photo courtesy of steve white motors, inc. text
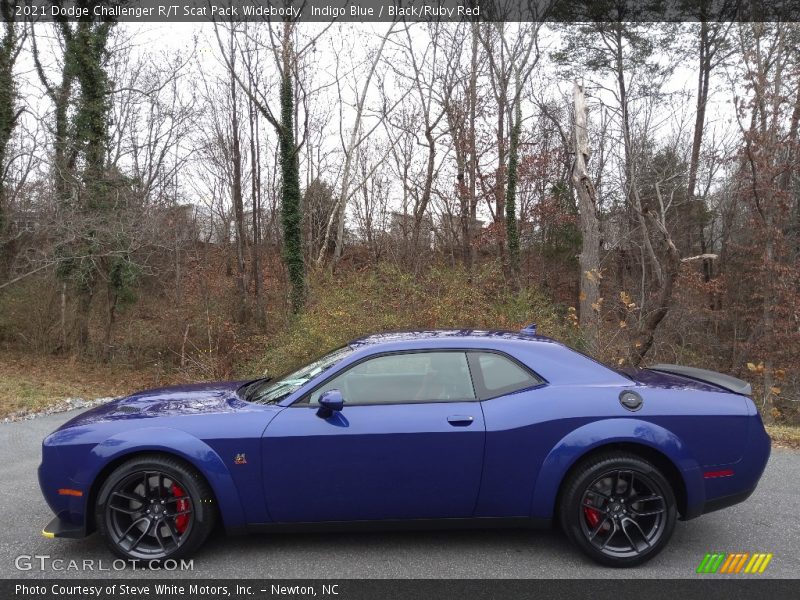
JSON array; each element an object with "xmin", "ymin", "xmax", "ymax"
[{"xmin": 14, "ymin": 583, "xmax": 338, "ymax": 597}]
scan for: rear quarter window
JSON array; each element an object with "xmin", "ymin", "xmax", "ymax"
[{"xmin": 470, "ymin": 351, "xmax": 543, "ymax": 399}]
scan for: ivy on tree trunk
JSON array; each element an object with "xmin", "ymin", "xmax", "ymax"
[
  {"xmin": 505, "ymin": 98, "xmax": 521, "ymax": 278},
  {"xmin": 280, "ymin": 25, "xmax": 305, "ymax": 313},
  {"xmin": 45, "ymin": 12, "xmax": 137, "ymax": 356},
  {"xmin": 0, "ymin": 8, "xmax": 20, "ymax": 278}
]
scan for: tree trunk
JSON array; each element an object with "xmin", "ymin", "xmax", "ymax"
[
  {"xmin": 249, "ymin": 93, "xmax": 265, "ymax": 327},
  {"xmin": 279, "ymin": 22, "xmax": 305, "ymax": 312},
  {"xmin": 228, "ymin": 28, "xmax": 248, "ymax": 322},
  {"xmin": 495, "ymin": 82, "xmax": 507, "ymax": 266},
  {"xmin": 688, "ymin": 21, "xmax": 713, "ymax": 280},
  {"xmin": 74, "ymin": 282, "xmax": 94, "ymax": 355},
  {"xmin": 466, "ymin": 23, "xmax": 479, "ymax": 270},
  {"xmin": 613, "ymin": 25, "xmax": 661, "ymax": 295},
  {"xmin": 70, "ymin": 21, "xmax": 113, "ymax": 354},
  {"xmin": 174, "ymin": 217, "xmax": 182, "ymax": 304},
  {"xmin": 572, "ymin": 83, "xmax": 601, "ymax": 345},
  {"xmin": 631, "ymin": 213, "xmax": 681, "ymax": 366},
  {"xmin": 505, "ymin": 94, "xmax": 521, "ymax": 279},
  {"xmin": 687, "ymin": 22, "xmax": 710, "ymax": 205},
  {"xmin": 453, "ymin": 138, "xmax": 471, "ymax": 269},
  {"xmin": 0, "ymin": 16, "xmax": 18, "ymax": 279},
  {"xmin": 103, "ymin": 285, "xmax": 117, "ymax": 362},
  {"xmin": 411, "ymin": 126, "xmax": 436, "ymax": 257},
  {"xmin": 60, "ymin": 281, "xmax": 67, "ymax": 352}
]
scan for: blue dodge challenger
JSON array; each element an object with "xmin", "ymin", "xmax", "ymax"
[{"xmin": 39, "ymin": 327, "xmax": 770, "ymax": 567}]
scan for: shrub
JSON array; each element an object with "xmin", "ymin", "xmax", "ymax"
[{"xmin": 244, "ymin": 262, "xmax": 580, "ymax": 377}]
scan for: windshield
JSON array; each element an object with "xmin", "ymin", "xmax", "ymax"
[{"xmin": 242, "ymin": 346, "xmax": 354, "ymax": 404}]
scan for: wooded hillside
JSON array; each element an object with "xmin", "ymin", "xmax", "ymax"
[{"xmin": 1, "ymin": 9, "xmax": 798, "ymax": 424}]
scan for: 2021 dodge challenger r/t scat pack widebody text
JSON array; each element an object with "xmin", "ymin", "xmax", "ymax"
[{"xmin": 39, "ymin": 327, "xmax": 770, "ymax": 567}]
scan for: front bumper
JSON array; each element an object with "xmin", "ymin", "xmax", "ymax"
[{"xmin": 42, "ymin": 514, "xmax": 87, "ymax": 539}]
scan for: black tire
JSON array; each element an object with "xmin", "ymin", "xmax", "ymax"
[
  {"xmin": 95, "ymin": 454, "xmax": 217, "ymax": 563},
  {"xmin": 559, "ymin": 451, "xmax": 677, "ymax": 567}
]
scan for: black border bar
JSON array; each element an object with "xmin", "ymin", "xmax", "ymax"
[
  {"xmin": 5, "ymin": 579, "xmax": 800, "ymax": 600},
  {"xmin": 7, "ymin": 0, "xmax": 800, "ymax": 23}
]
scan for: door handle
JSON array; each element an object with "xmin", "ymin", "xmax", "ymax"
[{"xmin": 447, "ymin": 415, "xmax": 474, "ymax": 426}]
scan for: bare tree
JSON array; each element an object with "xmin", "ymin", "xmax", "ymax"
[
  {"xmin": 317, "ymin": 23, "xmax": 398, "ymax": 265},
  {"xmin": 440, "ymin": 23, "xmax": 482, "ymax": 270},
  {"xmin": 398, "ymin": 24, "xmax": 448, "ymax": 260},
  {"xmin": 226, "ymin": 23, "xmax": 249, "ymax": 322},
  {"xmin": 479, "ymin": 21, "xmax": 546, "ymax": 274},
  {"xmin": 686, "ymin": 21, "xmax": 732, "ymax": 281},
  {"xmin": 214, "ymin": 18, "xmax": 336, "ymax": 311}
]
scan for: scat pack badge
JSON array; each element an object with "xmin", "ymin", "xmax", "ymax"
[{"xmin": 234, "ymin": 453, "xmax": 247, "ymax": 465}]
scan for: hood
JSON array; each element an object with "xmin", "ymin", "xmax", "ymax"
[{"xmin": 56, "ymin": 380, "xmax": 253, "ymax": 430}]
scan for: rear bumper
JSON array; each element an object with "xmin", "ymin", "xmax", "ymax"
[
  {"xmin": 681, "ymin": 484, "xmax": 758, "ymax": 521},
  {"xmin": 700, "ymin": 487, "xmax": 756, "ymax": 517},
  {"xmin": 42, "ymin": 514, "xmax": 87, "ymax": 539},
  {"xmin": 682, "ymin": 409, "xmax": 770, "ymax": 520}
]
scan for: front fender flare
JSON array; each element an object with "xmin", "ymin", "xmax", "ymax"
[
  {"xmin": 529, "ymin": 418, "xmax": 704, "ymax": 519},
  {"xmin": 77, "ymin": 427, "xmax": 246, "ymax": 531}
]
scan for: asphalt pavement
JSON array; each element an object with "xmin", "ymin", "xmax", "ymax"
[{"xmin": 1, "ymin": 408, "xmax": 798, "ymax": 579}]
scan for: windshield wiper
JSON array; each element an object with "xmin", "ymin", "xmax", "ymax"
[
  {"xmin": 238, "ymin": 377, "xmax": 272, "ymax": 402},
  {"xmin": 266, "ymin": 391, "xmax": 290, "ymax": 405}
]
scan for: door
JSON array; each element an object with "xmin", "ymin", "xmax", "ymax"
[{"xmin": 262, "ymin": 351, "xmax": 485, "ymax": 523}]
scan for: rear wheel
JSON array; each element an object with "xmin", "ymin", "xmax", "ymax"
[
  {"xmin": 559, "ymin": 452, "xmax": 677, "ymax": 567},
  {"xmin": 95, "ymin": 454, "xmax": 216, "ymax": 562}
]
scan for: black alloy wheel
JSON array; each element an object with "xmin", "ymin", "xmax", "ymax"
[
  {"xmin": 96, "ymin": 454, "xmax": 216, "ymax": 562},
  {"xmin": 560, "ymin": 452, "xmax": 677, "ymax": 567}
]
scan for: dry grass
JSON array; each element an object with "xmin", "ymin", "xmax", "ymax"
[
  {"xmin": 0, "ymin": 350, "xmax": 180, "ymax": 417},
  {"xmin": 766, "ymin": 425, "xmax": 800, "ymax": 449}
]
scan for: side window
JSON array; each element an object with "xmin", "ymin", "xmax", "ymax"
[
  {"xmin": 471, "ymin": 352, "xmax": 542, "ymax": 399},
  {"xmin": 308, "ymin": 352, "xmax": 476, "ymax": 405}
]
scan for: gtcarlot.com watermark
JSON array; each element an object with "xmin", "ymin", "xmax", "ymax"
[{"xmin": 15, "ymin": 554, "xmax": 194, "ymax": 572}]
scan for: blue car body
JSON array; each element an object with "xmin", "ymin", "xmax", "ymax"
[{"xmin": 39, "ymin": 330, "xmax": 770, "ymax": 540}]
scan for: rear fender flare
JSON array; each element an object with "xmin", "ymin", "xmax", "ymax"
[
  {"xmin": 529, "ymin": 418, "xmax": 704, "ymax": 518},
  {"xmin": 80, "ymin": 427, "xmax": 246, "ymax": 531}
]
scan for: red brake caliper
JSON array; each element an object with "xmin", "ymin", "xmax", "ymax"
[
  {"xmin": 171, "ymin": 484, "xmax": 189, "ymax": 534},
  {"xmin": 584, "ymin": 499, "xmax": 601, "ymax": 528}
]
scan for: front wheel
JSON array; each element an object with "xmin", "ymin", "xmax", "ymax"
[
  {"xmin": 95, "ymin": 454, "xmax": 216, "ymax": 562},
  {"xmin": 559, "ymin": 452, "xmax": 677, "ymax": 567}
]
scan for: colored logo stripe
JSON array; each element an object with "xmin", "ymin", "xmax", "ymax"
[
  {"xmin": 697, "ymin": 553, "xmax": 726, "ymax": 573},
  {"xmin": 697, "ymin": 552, "xmax": 772, "ymax": 574},
  {"xmin": 744, "ymin": 553, "xmax": 773, "ymax": 573},
  {"xmin": 719, "ymin": 553, "xmax": 736, "ymax": 573},
  {"xmin": 733, "ymin": 553, "xmax": 750, "ymax": 573},
  {"xmin": 719, "ymin": 553, "xmax": 748, "ymax": 573}
]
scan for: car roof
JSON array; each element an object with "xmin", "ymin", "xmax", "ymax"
[
  {"xmin": 343, "ymin": 329, "xmax": 631, "ymax": 387},
  {"xmin": 348, "ymin": 329, "xmax": 556, "ymax": 349}
]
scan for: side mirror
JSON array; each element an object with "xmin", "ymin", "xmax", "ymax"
[{"xmin": 317, "ymin": 389, "xmax": 344, "ymax": 418}]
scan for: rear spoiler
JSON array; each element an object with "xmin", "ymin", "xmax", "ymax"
[{"xmin": 648, "ymin": 364, "xmax": 752, "ymax": 396}]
